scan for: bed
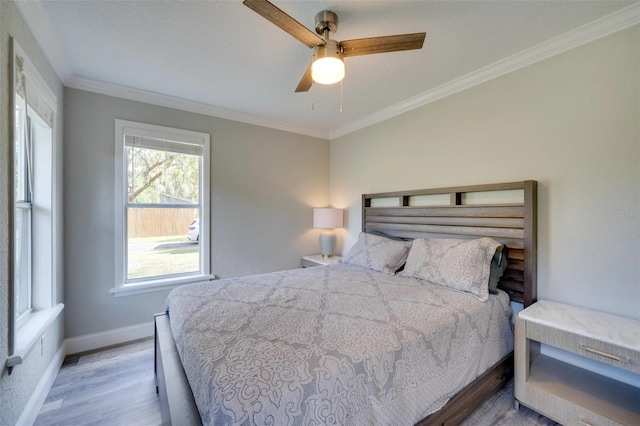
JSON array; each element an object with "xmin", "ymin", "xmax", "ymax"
[{"xmin": 155, "ymin": 180, "xmax": 538, "ymax": 425}]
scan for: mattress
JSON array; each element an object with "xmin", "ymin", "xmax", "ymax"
[{"xmin": 166, "ymin": 263, "xmax": 513, "ymax": 425}]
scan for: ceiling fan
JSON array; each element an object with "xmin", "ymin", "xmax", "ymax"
[{"xmin": 243, "ymin": 0, "xmax": 426, "ymax": 93}]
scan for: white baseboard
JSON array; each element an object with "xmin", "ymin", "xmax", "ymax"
[
  {"xmin": 15, "ymin": 344, "xmax": 65, "ymax": 426},
  {"xmin": 64, "ymin": 321, "xmax": 154, "ymax": 355}
]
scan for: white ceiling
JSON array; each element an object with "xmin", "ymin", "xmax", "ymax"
[{"xmin": 20, "ymin": 0, "xmax": 639, "ymax": 138}]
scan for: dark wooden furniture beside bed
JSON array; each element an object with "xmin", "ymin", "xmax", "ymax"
[{"xmin": 155, "ymin": 180, "xmax": 537, "ymax": 426}]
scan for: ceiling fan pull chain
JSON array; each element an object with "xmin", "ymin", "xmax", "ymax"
[
  {"xmin": 340, "ymin": 80, "xmax": 343, "ymax": 114},
  {"xmin": 311, "ymin": 55, "xmax": 316, "ymax": 111}
]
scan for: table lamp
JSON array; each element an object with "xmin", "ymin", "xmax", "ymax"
[{"xmin": 313, "ymin": 208, "xmax": 343, "ymax": 258}]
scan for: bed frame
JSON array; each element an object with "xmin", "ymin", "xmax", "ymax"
[{"xmin": 155, "ymin": 180, "xmax": 537, "ymax": 425}]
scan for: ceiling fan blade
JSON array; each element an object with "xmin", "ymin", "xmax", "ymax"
[
  {"xmin": 295, "ymin": 64, "xmax": 313, "ymax": 93},
  {"xmin": 341, "ymin": 33, "xmax": 426, "ymax": 57},
  {"xmin": 243, "ymin": 0, "xmax": 325, "ymax": 48}
]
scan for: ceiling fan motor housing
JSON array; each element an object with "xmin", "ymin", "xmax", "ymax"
[
  {"xmin": 315, "ymin": 10, "xmax": 338, "ymax": 37},
  {"xmin": 314, "ymin": 39, "xmax": 343, "ymax": 61}
]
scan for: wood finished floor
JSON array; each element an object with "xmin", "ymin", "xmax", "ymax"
[
  {"xmin": 34, "ymin": 339, "xmax": 161, "ymax": 426},
  {"xmin": 34, "ymin": 338, "xmax": 558, "ymax": 426}
]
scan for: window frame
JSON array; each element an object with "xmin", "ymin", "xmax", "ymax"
[
  {"xmin": 7, "ymin": 39, "xmax": 63, "ymax": 372},
  {"xmin": 14, "ymin": 105, "xmax": 33, "ymax": 322},
  {"xmin": 112, "ymin": 120, "xmax": 211, "ymax": 297}
]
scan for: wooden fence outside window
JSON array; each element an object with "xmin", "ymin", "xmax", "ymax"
[{"xmin": 128, "ymin": 208, "xmax": 198, "ymax": 238}]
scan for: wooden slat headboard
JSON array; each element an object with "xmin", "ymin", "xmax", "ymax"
[{"xmin": 362, "ymin": 181, "xmax": 537, "ymax": 307}]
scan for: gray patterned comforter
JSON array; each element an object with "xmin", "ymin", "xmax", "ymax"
[{"xmin": 166, "ymin": 263, "xmax": 513, "ymax": 425}]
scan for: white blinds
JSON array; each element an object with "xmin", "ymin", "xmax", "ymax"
[
  {"xmin": 13, "ymin": 44, "xmax": 56, "ymax": 128},
  {"xmin": 124, "ymin": 135, "xmax": 203, "ymax": 156}
]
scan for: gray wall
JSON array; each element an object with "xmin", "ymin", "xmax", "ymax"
[
  {"xmin": 63, "ymin": 88, "xmax": 330, "ymax": 338},
  {"xmin": 331, "ymin": 27, "xmax": 640, "ymax": 320},
  {"xmin": 0, "ymin": 2, "xmax": 65, "ymax": 425}
]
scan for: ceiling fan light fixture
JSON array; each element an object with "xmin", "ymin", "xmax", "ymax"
[
  {"xmin": 243, "ymin": 0, "xmax": 426, "ymax": 93},
  {"xmin": 312, "ymin": 40, "xmax": 344, "ymax": 85}
]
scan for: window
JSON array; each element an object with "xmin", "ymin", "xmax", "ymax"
[
  {"xmin": 14, "ymin": 94, "xmax": 32, "ymax": 320},
  {"xmin": 113, "ymin": 120, "xmax": 211, "ymax": 296},
  {"xmin": 7, "ymin": 39, "xmax": 62, "ymax": 371}
]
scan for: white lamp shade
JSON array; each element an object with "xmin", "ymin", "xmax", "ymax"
[{"xmin": 313, "ymin": 208, "xmax": 343, "ymax": 229}]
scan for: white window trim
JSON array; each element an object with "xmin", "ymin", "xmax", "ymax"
[
  {"xmin": 6, "ymin": 304, "xmax": 64, "ymax": 369},
  {"xmin": 112, "ymin": 120, "xmax": 212, "ymax": 297},
  {"xmin": 8, "ymin": 39, "xmax": 62, "ymax": 371}
]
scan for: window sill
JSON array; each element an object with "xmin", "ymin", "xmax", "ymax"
[
  {"xmin": 6, "ymin": 303, "xmax": 64, "ymax": 370},
  {"xmin": 110, "ymin": 274, "xmax": 217, "ymax": 297}
]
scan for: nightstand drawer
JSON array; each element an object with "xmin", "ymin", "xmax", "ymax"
[{"xmin": 526, "ymin": 321, "xmax": 640, "ymax": 374}]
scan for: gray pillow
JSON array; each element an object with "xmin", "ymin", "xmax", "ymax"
[
  {"xmin": 342, "ymin": 232, "xmax": 412, "ymax": 274},
  {"xmin": 489, "ymin": 245, "xmax": 509, "ymax": 294},
  {"xmin": 400, "ymin": 237, "xmax": 502, "ymax": 301}
]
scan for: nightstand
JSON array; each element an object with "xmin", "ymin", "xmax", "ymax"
[
  {"xmin": 301, "ymin": 254, "xmax": 342, "ymax": 268},
  {"xmin": 515, "ymin": 300, "xmax": 640, "ymax": 426}
]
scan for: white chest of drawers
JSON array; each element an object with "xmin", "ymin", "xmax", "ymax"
[{"xmin": 515, "ymin": 300, "xmax": 640, "ymax": 425}]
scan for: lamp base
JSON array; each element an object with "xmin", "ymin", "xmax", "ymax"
[{"xmin": 319, "ymin": 230, "xmax": 336, "ymax": 258}]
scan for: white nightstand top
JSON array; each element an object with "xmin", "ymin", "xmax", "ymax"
[
  {"xmin": 519, "ymin": 300, "xmax": 640, "ymax": 351},
  {"xmin": 302, "ymin": 254, "xmax": 342, "ymax": 266}
]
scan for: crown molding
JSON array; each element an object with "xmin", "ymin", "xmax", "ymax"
[
  {"xmin": 16, "ymin": 0, "xmax": 639, "ymax": 141},
  {"xmin": 66, "ymin": 76, "xmax": 329, "ymax": 139},
  {"xmin": 330, "ymin": 2, "xmax": 640, "ymax": 139},
  {"xmin": 13, "ymin": 0, "xmax": 73, "ymax": 82},
  {"xmin": 16, "ymin": 1, "xmax": 327, "ymax": 139}
]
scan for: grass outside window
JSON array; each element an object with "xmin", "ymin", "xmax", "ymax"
[{"xmin": 128, "ymin": 235, "xmax": 199, "ymax": 279}]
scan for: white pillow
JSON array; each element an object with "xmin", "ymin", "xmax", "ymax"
[
  {"xmin": 342, "ymin": 232, "xmax": 411, "ymax": 274},
  {"xmin": 400, "ymin": 237, "xmax": 501, "ymax": 301}
]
